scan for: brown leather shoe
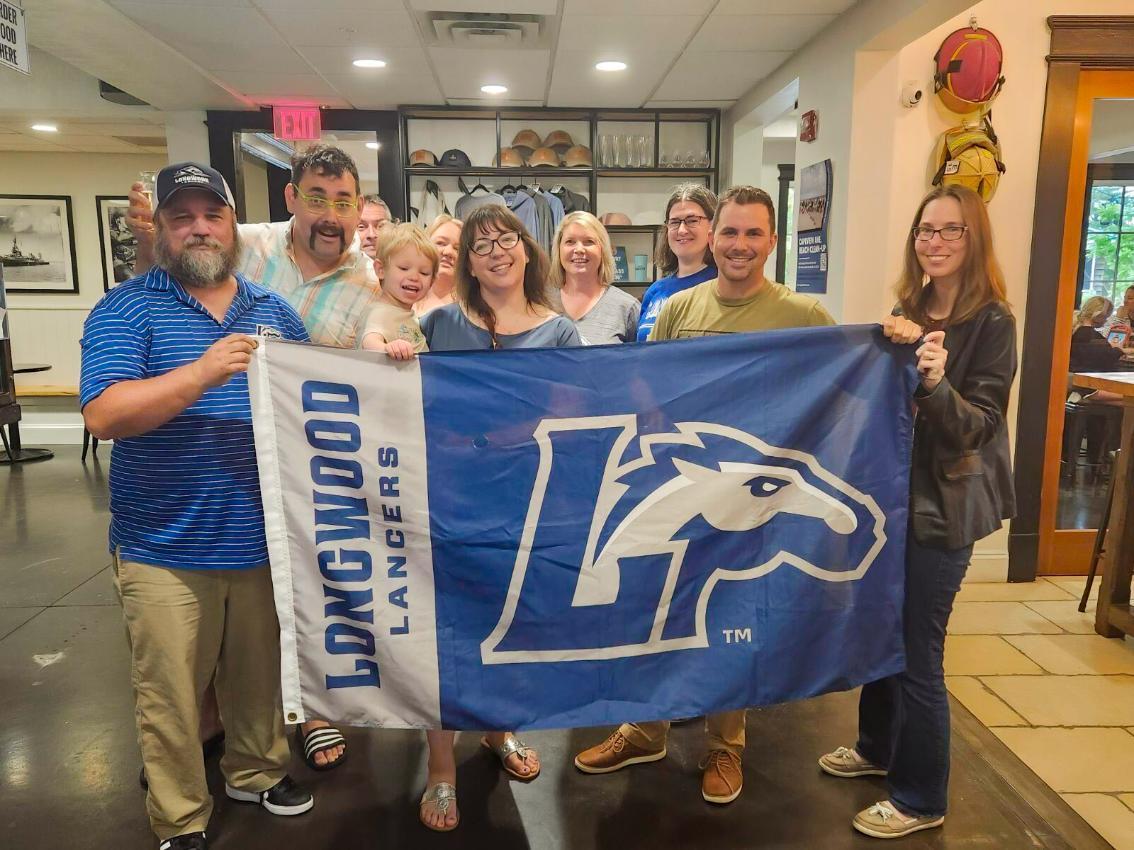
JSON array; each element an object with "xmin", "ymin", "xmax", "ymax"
[
  {"xmin": 700, "ymin": 749, "xmax": 743, "ymax": 803},
  {"xmin": 574, "ymin": 730, "xmax": 666, "ymax": 774}
]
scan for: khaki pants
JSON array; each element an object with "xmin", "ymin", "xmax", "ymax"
[
  {"xmin": 113, "ymin": 552, "xmax": 289, "ymax": 840},
  {"xmin": 621, "ymin": 710, "xmax": 747, "ymax": 757}
]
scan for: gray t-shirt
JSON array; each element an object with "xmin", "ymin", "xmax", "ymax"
[
  {"xmin": 553, "ymin": 285, "xmax": 641, "ymax": 345},
  {"xmin": 420, "ymin": 302, "xmax": 581, "ymax": 351}
]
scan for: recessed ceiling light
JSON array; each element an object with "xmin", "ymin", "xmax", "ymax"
[
  {"xmin": 352, "ymin": 58, "xmax": 387, "ymax": 69},
  {"xmin": 595, "ymin": 61, "xmax": 627, "ymax": 72},
  {"xmin": 366, "ymin": 142, "xmax": 380, "ymax": 150},
  {"xmin": 480, "ymin": 84, "xmax": 508, "ymax": 95},
  {"xmin": 31, "ymin": 123, "xmax": 58, "ymax": 132}
]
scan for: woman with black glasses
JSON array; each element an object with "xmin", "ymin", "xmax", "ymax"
[
  {"xmin": 819, "ymin": 184, "xmax": 1016, "ymax": 839},
  {"xmin": 415, "ymin": 206, "xmax": 578, "ymax": 833}
]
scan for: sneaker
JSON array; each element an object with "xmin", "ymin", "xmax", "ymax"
[
  {"xmin": 819, "ymin": 745, "xmax": 888, "ymax": 778},
  {"xmin": 700, "ymin": 749, "xmax": 743, "ymax": 804},
  {"xmin": 159, "ymin": 833, "xmax": 207, "ymax": 850},
  {"xmin": 853, "ymin": 800, "xmax": 944, "ymax": 839},
  {"xmin": 574, "ymin": 730, "xmax": 666, "ymax": 774},
  {"xmin": 225, "ymin": 775, "xmax": 313, "ymax": 816}
]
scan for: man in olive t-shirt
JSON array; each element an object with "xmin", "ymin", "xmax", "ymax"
[{"xmin": 574, "ymin": 185, "xmax": 834, "ymax": 806}]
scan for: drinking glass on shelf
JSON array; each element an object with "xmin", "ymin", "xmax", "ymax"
[
  {"xmin": 638, "ymin": 135, "xmax": 652, "ymax": 167},
  {"xmin": 659, "ymin": 149, "xmax": 670, "ymax": 168},
  {"xmin": 626, "ymin": 135, "xmax": 639, "ymax": 168},
  {"xmin": 684, "ymin": 150, "xmax": 699, "ymax": 168},
  {"xmin": 600, "ymin": 135, "xmax": 612, "ymax": 167},
  {"xmin": 614, "ymin": 135, "xmax": 626, "ymax": 167},
  {"xmin": 696, "ymin": 150, "xmax": 710, "ymax": 168}
]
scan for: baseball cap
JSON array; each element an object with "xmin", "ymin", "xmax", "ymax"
[
  {"xmin": 439, "ymin": 148, "xmax": 472, "ymax": 168},
  {"xmin": 600, "ymin": 212, "xmax": 632, "ymax": 226},
  {"xmin": 563, "ymin": 145, "xmax": 592, "ymax": 167},
  {"xmin": 529, "ymin": 147, "xmax": 560, "ymax": 167},
  {"xmin": 543, "ymin": 130, "xmax": 574, "ymax": 153},
  {"xmin": 155, "ymin": 162, "xmax": 236, "ymax": 211},
  {"xmin": 409, "ymin": 148, "xmax": 437, "ymax": 166},
  {"xmin": 511, "ymin": 129, "xmax": 542, "ymax": 154},
  {"xmin": 495, "ymin": 147, "xmax": 525, "ymax": 167}
]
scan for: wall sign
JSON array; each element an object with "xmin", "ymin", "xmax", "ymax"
[
  {"xmin": 799, "ymin": 110, "xmax": 819, "ymax": 143},
  {"xmin": 0, "ymin": 0, "xmax": 29, "ymax": 76},
  {"xmin": 273, "ymin": 106, "xmax": 321, "ymax": 141},
  {"xmin": 795, "ymin": 160, "xmax": 832, "ymax": 295}
]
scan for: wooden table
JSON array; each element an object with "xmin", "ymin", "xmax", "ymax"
[{"xmin": 1072, "ymin": 371, "xmax": 1134, "ymax": 638}]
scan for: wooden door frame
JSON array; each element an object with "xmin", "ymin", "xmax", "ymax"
[{"xmin": 1009, "ymin": 16, "xmax": 1134, "ymax": 580}]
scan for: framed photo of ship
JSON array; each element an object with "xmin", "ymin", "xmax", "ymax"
[
  {"xmin": 0, "ymin": 195, "xmax": 79, "ymax": 294},
  {"xmin": 96, "ymin": 196, "xmax": 135, "ymax": 291}
]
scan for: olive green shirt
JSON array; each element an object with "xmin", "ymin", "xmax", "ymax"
[{"xmin": 648, "ymin": 277, "xmax": 835, "ymax": 340}]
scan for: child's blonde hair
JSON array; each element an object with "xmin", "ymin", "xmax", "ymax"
[{"xmin": 376, "ymin": 223, "xmax": 440, "ymax": 277}]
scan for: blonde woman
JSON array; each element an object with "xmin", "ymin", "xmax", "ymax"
[
  {"xmin": 415, "ymin": 214, "xmax": 462, "ymax": 317},
  {"xmin": 550, "ymin": 211, "xmax": 640, "ymax": 344},
  {"xmin": 1070, "ymin": 295, "xmax": 1131, "ymax": 403}
]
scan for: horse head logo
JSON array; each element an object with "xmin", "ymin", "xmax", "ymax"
[{"xmin": 480, "ymin": 415, "xmax": 886, "ymax": 664}]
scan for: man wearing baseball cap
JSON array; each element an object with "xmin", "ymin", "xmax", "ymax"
[{"xmin": 82, "ymin": 162, "xmax": 314, "ymax": 850}]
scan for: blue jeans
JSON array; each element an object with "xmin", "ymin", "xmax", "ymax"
[{"xmin": 856, "ymin": 537, "xmax": 972, "ymax": 818}]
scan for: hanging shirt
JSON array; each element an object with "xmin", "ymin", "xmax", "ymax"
[
  {"xmin": 454, "ymin": 191, "xmax": 507, "ymax": 221},
  {"xmin": 501, "ymin": 188, "xmax": 541, "ymax": 239}
]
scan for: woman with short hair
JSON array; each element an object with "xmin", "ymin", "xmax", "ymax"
[{"xmin": 550, "ymin": 211, "xmax": 639, "ymax": 344}]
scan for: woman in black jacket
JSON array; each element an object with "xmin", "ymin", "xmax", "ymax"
[{"xmin": 818, "ymin": 185, "xmax": 1016, "ymax": 839}]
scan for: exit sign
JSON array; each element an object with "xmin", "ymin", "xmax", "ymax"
[{"xmin": 273, "ymin": 107, "xmax": 321, "ymax": 141}]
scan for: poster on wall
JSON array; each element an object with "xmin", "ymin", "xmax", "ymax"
[
  {"xmin": 0, "ymin": 195, "xmax": 79, "ymax": 294},
  {"xmin": 97, "ymin": 196, "xmax": 137, "ymax": 291},
  {"xmin": 795, "ymin": 160, "xmax": 832, "ymax": 295}
]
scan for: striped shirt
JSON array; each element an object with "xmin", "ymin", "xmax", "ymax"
[
  {"xmin": 237, "ymin": 220, "xmax": 381, "ymax": 348},
  {"xmin": 79, "ymin": 267, "xmax": 310, "ymax": 570}
]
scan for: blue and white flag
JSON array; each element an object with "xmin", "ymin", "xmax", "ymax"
[{"xmin": 249, "ymin": 326, "xmax": 917, "ymax": 731}]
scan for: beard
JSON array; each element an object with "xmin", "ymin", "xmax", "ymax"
[
  {"xmin": 309, "ymin": 221, "xmax": 347, "ymax": 255},
  {"xmin": 155, "ymin": 221, "xmax": 240, "ymax": 288}
]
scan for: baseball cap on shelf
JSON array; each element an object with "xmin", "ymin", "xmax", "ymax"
[
  {"xmin": 439, "ymin": 148, "xmax": 472, "ymax": 168},
  {"xmin": 563, "ymin": 145, "xmax": 592, "ymax": 167},
  {"xmin": 495, "ymin": 147, "xmax": 525, "ymax": 167},
  {"xmin": 528, "ymin": 147, "xmax": 560, "ymax": 167},
  {"xmin": 543, "ymin": 130, "xmax": 574, "ymax": 153},
  {"xmin": 409, "ymin": 149, "xmax": 437, "ymax": 166},
  {"xmin": 600, "ymin": 212, "xmax": 632, "ymax": 226},
  {"xmin": 511, "ymin": 129, "xmax": 542, "ymax": 154},
  {"xmin": 154, "ymin": 162, "xmax": 236, "ymax": 211}
]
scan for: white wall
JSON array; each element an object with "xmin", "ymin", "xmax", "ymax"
[{"xmin": 3, "ymin": 152, "xmax": 166, "ymax": 392}]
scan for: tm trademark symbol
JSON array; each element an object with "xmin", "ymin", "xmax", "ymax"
[{"xmin": 722, "ymin": 628, "xmax": 752, "ymax": 644}]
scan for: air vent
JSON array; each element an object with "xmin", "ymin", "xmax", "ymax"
[
  {"xmin": 99, "ymin": 81, "xmax": 149, "ymax": 107},
  {"xmin": 113, "ymin": 135, "xmax": 167, "ymax": 148},
  {"xmin": 423, "ymin": 12, "xmax": 549, "ymax": 48}
]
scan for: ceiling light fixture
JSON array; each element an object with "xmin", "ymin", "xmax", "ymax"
[
  {"xmin": 595, "ymin": 61, "xmax": 627, "ymax": 72},
  {"xmin": 480, "ymin": 84, "xmax": 508, "ymax": 95},
  {"xmin": 352, "ymin": 58, "xmax": 387, "ymax": 69},
  {"xmin": 366, "ymin": 142, "xmax": 380, "ymax": 150},
  {"xmin": 31, "ymin": 123, "xmax": 58, "ymax": 132}
]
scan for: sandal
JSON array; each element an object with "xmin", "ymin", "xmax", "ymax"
[
  {"xmin": 480, "ymin": 734, "xmax": 541, "ymax": 781},
  {"xmin": 419, "ymin": 781, "xmax": 459, "ymax": 832},
  {"xmin": 295, "ymin": 723, "xmax": 347, "ymax": 771}
]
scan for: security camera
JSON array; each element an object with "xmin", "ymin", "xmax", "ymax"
[{"xmin": 901, "ymin": 81, "xmax": 924, "ymax": 108}]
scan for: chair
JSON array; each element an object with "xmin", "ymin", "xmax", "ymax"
[
  {"xmin": 1080, "ymin": 451, "xmax": 1119, "ymax": 612},
  {"xmin": 81, "ymin": 427, "xmax": 99, "ymax": 462},
  {"xmin": 1062, "ymin": 376, "xmax": 1122, "ymax": 484}
]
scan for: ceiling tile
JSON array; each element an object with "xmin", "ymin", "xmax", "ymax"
[
  {"xmin": 428, "ymin": 48, "xmax": 550, "ymax": 101},
  {"xmin": 0, "ymin": 136, "xmax": 72, "ymax": 152},
  {"xmin": 321, "ymin": 73, "xmax": 444, "ymax": 109},
  {"xmin": 653, "ymin": 51, "xmax": 792, "ymax": 101},
  {"xmin": 565, "ymin": 0, "xmax": 716, "ymax": 13},
  {"xmin": 714, "ymin": 0, "xmax": 856, "ymax": 13},
  {"xmin": 110, "ymin": 3, "xmax": 286, "ymax": 47},
  {"xmin": 548, "ymin": 50, "xmax": 679, "ymax": 108},
  {"xmin": 176, "ymin": 40, "xmax": 314, "ymax": 74},
  {"xmin": 688, "ymin": 14, "xmax": 837, "ymax": 51},
  {"xmin": 258, "ymin": 6, "xmax": 419, "ymax": 47},
  {"xmin": 557, "ymin": 15, "xmax": 702, "ymax": 54},
  {"xmin": 216, "ymin": 72, "xmax": 343, "ymax": 100},
  {"xmin": 293, "ymin": 46, "xmax": 432, "ymax": 78}
]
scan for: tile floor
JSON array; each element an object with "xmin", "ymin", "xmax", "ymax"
[{"xmin": 947, "ymin": 575, "xmax": 1134, "ymax": 849}]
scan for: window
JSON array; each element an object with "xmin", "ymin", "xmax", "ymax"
[{"xmin": 1079, "ymin": 172, "xmax": 1134, "ymax": 306}]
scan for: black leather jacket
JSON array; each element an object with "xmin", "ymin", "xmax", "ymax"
[{"xmin": 908, "ymin": 302, "xmax": 1017, "ymax": 550}]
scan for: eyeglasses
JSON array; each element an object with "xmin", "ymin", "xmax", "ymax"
[
  {"xmin": 291, "ymin": 184, "xmax": 359, "ymax": 218},
  {"xmin": 912, "ymin": 225, "xmax": 967, "ymax": 242},
  {"xmin": 666, "ymin": 214, "xmax": 709, "ymax": 231},
  {"xmin": 471, "ymin": 231, "xmax": 521, "ymax": 256}
]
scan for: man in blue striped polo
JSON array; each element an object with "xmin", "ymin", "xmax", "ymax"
[{"xmin": 81, "ymin": 163, "xmax": 314, "ymax": 850}]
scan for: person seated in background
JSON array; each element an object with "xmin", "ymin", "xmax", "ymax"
[{"xmin": 1070, "ymin": 296, "xmax": 1133, "ymax": 399}]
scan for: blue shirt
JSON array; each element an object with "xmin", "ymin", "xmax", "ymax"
[
  {"xmin": 636, "ymin": 265, "xmax": 718, "ymax": 341},
  {"xmin": 80, "ymin": 268, "xmax": 310, "ymax": 570},
  {"xmin": 421, "ymin": 302, "xmax": 581, "ymax": 351}
]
